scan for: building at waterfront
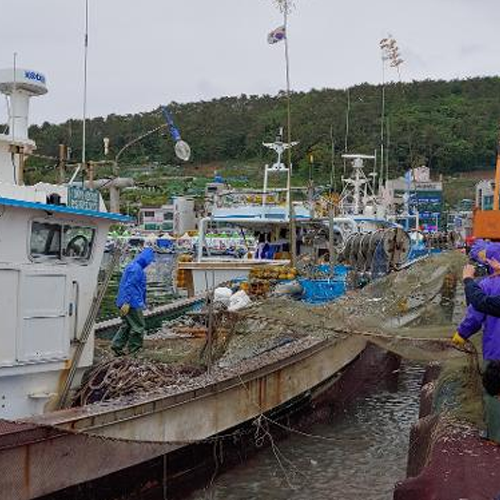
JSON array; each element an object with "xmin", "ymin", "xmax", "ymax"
[
  {"xmin": 138, "ymin": 205, "xmax": 174, "ymax": 232},
  {"xmin": 476, "ymin": 179, "xmax": 495, "ymax": 210},
  {"xmin": 384, "ymin": 166, "xmax": 443, "ymax": 231},
  {"xmin": 137, "ymin": 197, "xmax": 197, "ymax": 235}
]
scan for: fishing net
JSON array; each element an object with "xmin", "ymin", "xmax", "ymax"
[
  {"xmin": 234, "ymin": 251, "xmax": 473, "ymax": 364},
  {"xmin": 82, "ymin": 251, "xmax": 476, "ymax": 406},
  {"xmin": 74, "ymin": 358, "xmax": 204, "ymax": 406},
  {"xmin": 80, "ymin": 308, "xmax": 239, "ymax": 404},
  {"xmin": 232, "ymin": 250, "xmax": 484, "ymax": 426}
]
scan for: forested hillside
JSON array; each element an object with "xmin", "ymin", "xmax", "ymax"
[{"xmin": 28, "ymin": 77, "xmax": 500, "ymax": 180}]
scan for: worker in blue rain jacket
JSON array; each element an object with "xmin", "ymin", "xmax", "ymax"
[
  {"xmin": 112, "ymin": 247, "xmax": 155, "ymax": 356},
  {"xmin": 452, "ymin": 243, "xmax": 500, "ymax": 442}
]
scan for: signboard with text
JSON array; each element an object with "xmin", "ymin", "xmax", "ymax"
[{"xmin": 68, "ymin": 186, "xmax": 100, "ymax": 212}]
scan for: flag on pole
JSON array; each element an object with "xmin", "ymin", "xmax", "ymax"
[{"xmin": 267, "ymin": 25, "xmax": 286, "ymax": 44}]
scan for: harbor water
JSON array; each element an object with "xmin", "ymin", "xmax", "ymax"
[{"xmin": 187, "ymin": 362, "xmax": 424, "ymax": 500}]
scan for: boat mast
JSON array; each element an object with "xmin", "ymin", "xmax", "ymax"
[
  {"xmin": 11, "ymin": 53, "xmax": 16, "ymax": 144},
  {"xmin": 343, "ymin": 88, "xmax": 350, "ymax": 176},
  {"xmin": 330, "ymin": 125, "xmax": 336, "ymax": 192},
  {"xmin": 283, "ymin": 0, "xmax": 296, "ymax": 265},
  {"xmin": 379, "ymin": 46, "xmax": 386, "ymax": 192},
  {"xmin": 82, "ymin": 0, "xmax": 89, "ymax": 183},
  {"xmin": 379, "ymin": 35, "xmax": 403, "ymax": 191},
  {"xmin": 71, "ymin": 0, "xmax": 89, "ymax": 185}
]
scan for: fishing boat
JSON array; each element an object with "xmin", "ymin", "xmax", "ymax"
[
  {"xmin": 0, "ymin": 67, "xmax": 414, "ymax": 500},
  {"xmin": 179, "ymin": 145, "xmax": 414, "ymax": 296},
  {"xmin": 0, "ymin": 67, "xmax": 131, "ymax": 419}
]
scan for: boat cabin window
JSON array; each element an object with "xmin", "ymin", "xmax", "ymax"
[
  {"xmin": 30, "ymin": 221, "xmax": 95, "ymax": 263},
  {"xmin": 30, "ymin": 222, "xmax": 61, "ymax": 260},
  {"xmin": 63, "ymin": 226, "xmax": 95, "ymax": 261}
]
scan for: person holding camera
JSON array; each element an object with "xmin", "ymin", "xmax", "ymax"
[
  {"xmin": 463, "ymin": 263, "xmax": 500, "ymax": 316},
  {"xmin": 452, "ymin": 243, "xmax": 500, "ymax": 443}
]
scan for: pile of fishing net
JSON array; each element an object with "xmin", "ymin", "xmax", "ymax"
[
  {"xmin": 228, "ymin": 251, "xmax": 473, "ymax": 364},
  {"xmin": 74, "ymin": 357, "xmax": 204, "ymax": 405},
  {"xmin": 82, "ymin": 251, "xmax": 474, "ymax": 405},
  {"xmin": 227, "ymin": 250, "xmax": 484, "ymax": 427}
]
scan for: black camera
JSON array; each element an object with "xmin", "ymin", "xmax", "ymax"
[{"xmin": 471, "ymin": 260, "xmax": 489, "ymax": 277}]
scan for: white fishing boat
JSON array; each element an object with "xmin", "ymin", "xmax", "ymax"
[
  {"xmin": 0, "ymin": 68, "xmax": 130, "ymax": 419},
  {"xmin": 180, "ymin": 145, "xmax": 413, "ymax": 296},
  {"xmin": 179, "ymin": 135, "xmax": 312, "ymax": 295}
]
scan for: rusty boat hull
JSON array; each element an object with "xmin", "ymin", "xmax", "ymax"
[{"xmin": 1, "ymin": 334, "xmax": 369, "ymax": 500}]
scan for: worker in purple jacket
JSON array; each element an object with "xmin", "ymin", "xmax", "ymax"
[
  {"xmin": 453, "ymin": 242, "xmax": 500, "ymax": 442},
  {"xmin": 468, "ymin": 238, "xmax": 488, "ymax": 263}
]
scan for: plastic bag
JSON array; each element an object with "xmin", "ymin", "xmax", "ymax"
[
  {"xmin": 214, "ymin": 287, "xmax": 233, "ymax": 306},
  {"xmin": 228, "ymin": 290, "xmax": 252, "ymax": 311}
]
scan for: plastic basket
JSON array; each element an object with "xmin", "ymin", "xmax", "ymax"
[{"xmin": 298, "ymin": 278, "xmax": 346, "ymax": 304}]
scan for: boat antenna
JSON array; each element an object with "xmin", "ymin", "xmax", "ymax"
[
  {"xmin": 12, "ymin": 53, "xmax": 17, "ymax": 142},
  {"xmin": 283, "ymin": 0, "xmax": 297, "ymax": 266},
  {"xmin": 379, "ymin": 35, "xmax": 403, "ymax": 189},
  {"xmin": 69, "ymin": 0, "xmax": 90, "ymax": 185},
  {"xmin": 379, "ymin": 41, "xmax": 387, "ymax": 191},
  {"xmin": 344, "ymin": 87, "xmax": 350, "ymax": 175},
  {"xmin": 330, "ymin": 124, "xmax": 336, "ymax": 191},
  {"xmin": 386, "ymin": 116, "xmax": 390, "ymax": 183},
  {"xmin": 82, "ymin": 0, "xmax": 89, "ymax": 184},
  {"xmin": 11, "ymin": 53, "xmax": 17, "ymax": 184}
]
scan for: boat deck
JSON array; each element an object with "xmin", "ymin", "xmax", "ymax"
[{"xmin": 29, "ymin": 334, "xmax": 366, "ymax": 443}]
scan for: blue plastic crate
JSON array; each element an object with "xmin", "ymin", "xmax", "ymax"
[{"xmin": 299, "ymin": 278, "xmax": 346, "ymax": 304}]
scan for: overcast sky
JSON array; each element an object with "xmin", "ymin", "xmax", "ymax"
[{"xmin": 1, "ymin": 0, "xmax": 499, "ymax": 125}]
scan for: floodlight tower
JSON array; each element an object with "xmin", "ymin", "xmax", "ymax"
[{"xmin": 0, "ymin": 68, "xmax": 48, "ymax": 184}]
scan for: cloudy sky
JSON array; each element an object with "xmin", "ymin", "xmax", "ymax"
[{"xmin": 1, "ymin": 0, "xmax": 499, "ymax": 124}]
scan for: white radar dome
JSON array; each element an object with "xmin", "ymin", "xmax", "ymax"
[{"xmin": 0, "ymin": 68, "xmax": 47, "ymax": 96}]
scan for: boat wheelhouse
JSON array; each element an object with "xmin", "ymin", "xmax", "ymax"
[{"xmin": 0, "ymin": 68, "xmax": 130, "ymax": 419}]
